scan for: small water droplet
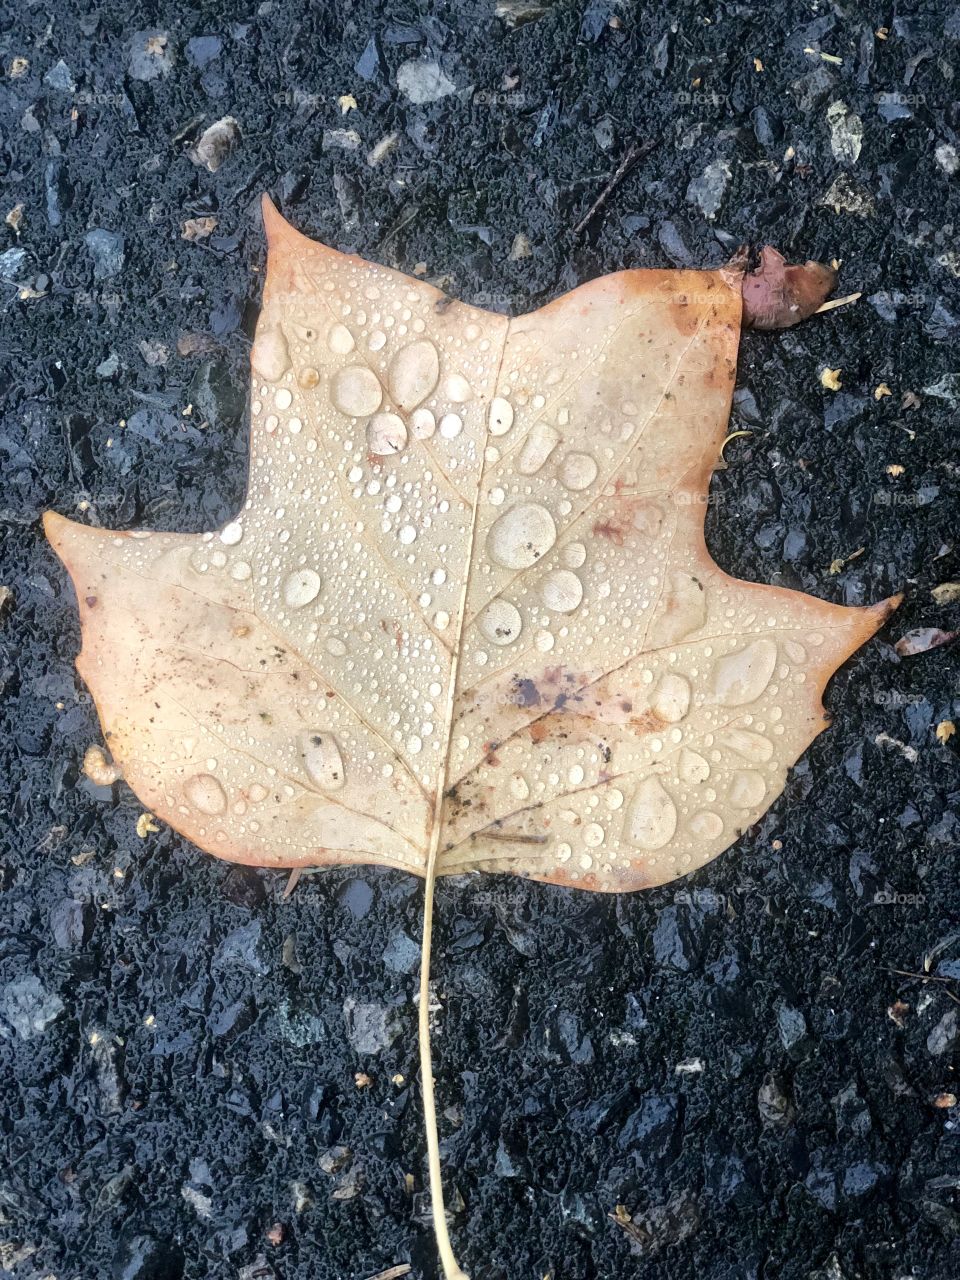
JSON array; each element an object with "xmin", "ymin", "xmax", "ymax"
[
  {"xmin": 439, "ymin": 412, "xmax": 463, "ymax": 439},
  {"xmin": 411, "ymin": 408, "xmax": 436, "ymax": 438},
  {"xmin": 626, "ymin": 777, "xmax": 677, "ymax": 850},
  {"xmin": 328, "ymin": 322, "xmax": 355, "ymax": 355},
  {"xmin": 541, "ymin": 569, "xmax": 583, "ymax": 613},
  {"xmin": 251, "ymin": 327, "xmax": 290, "ymax": 381},
  {"xmin": 445, "ymin": 373, "xmax": 472, "ymax": 403},
  {"xmin": 519, "ymin": 422, "xmax": 561, "ymax": 475},
  {"xmin": 399, "ymin": 525, "xmax": 417, "ymax": 546},
  {"xmin": 301, "ymin": 731, "xmax": 346, "ymax": 791},
  {"xmin": 560, "ymin": 452, "xmax": 598, "ymax": 490},
  {"xmin": 220, "ymin": 521, "xmax": 243, "ymax": 545},
  {"xmin": 478, "ymin": 599, "xmax": 522, "ymax": 646},
  {"xmin": 488, "ymin": 397, "xmax": 514, "ymax": 435},
  {"xmin": 510, "ymin": 772, "xmax": 530, "ymax": 800},
  {"xmin": 389, "ymin": 340, "xmax": 440, "ymax": 410}
]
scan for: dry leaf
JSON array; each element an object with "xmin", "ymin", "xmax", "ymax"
[
  {"xmin": 895, "ymin": 628, "xmax": 959, "ymax": 657},
  {"xmin": 936, "ymin": 720, "xmax": 956, "ymax": 745},
  {"xmin": 44, "ymin": 197, "xmax": 899, "ymax": 1279}
]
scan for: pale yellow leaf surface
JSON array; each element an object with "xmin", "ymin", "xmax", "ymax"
[{"xmin": 45, "ymin": 197, "xmax": 898, "ymax": 894}]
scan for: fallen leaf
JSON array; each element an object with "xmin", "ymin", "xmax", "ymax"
[
  {"xmin": 895, "ymin": 628, "xmax": 959, "ymax": 657},
  {"xmin": 44, "ymin": 197, "xmax": 899, "ymax": 1280},
  {"xmin": 936, "ymin": 720, "xmax": 956, "ymax": 745}
]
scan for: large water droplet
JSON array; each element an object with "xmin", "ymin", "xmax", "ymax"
[
  {"xmin": 367, "ymin": 412, "xmax": 408, "ymax": 456},
  {"xmin": 331, "ymin": 366, "xmax": 383, "ymax": 417},
  {"xmin": 488, "ymin": 397, "xmax": 514, "ymax": 435},
  {"xmin": 251, "ymin": 327, "xmax": 290, "ymax": 381},
  {"xmin": 411, "ymin": 408, "xmax": 436, "ymax": 438},
  {"xmin": 560, "ymin": 452, "xmax": 598, "ymax": 490},
  {"xmin": 651, "ymin": 673, "xmax": 691, "ymax": 723},
  {"xmin": 729, "ymin": 769, "xmax": 766, "ymax": 808},
  {"xmin": 388, "ymin": 340, "xmax": 439, "ymax": 410},
  {"xmin": 300, "ymin": 731, "xmax": 345, "ymax": 791},
  {"xmin": 185, "ymin": 773, "xmax": 227, "ymax": 815},
  {"xmin": 541, "ymin": 569, "xmax": 583, "ymax": 613},
  {"xmin": 327, "ymin": 322, "xmax": 355, "ymax": 354},
  {"xmin": 220, "ymin": 521, "xmax": 243, "ymax": 546},
  {"xmin": 711, "ymin": 640, "xmax": 778, "ymax": 707},
  {"xmin": 284, "ymin": 569, "xmax": 322, "ymax": 608},
  {"xmin": 445, "ymin": 373, "xmax": 472, "ymax": 402},
  {"xmin": 678, "ymin": 749, "xmax": 710, "ymax": 784},
  {"xmin": 478, "ymin": 598, "xmax": 522, "ymax": 646},
  {"xmin": 488, "ymin": 503, "xmax": 557, "ymax": 570},
  {"xmin": 719, "ymin": 728, "xmax": 774, "ymax": 764},
  {"xmin": 627, "ymin": 777, "xmax": 677, "ymax": 850},
  {"xmin": 518, "ymin": 422, "xmax": 560, "ymax": 475},
  {"xmin": 689, "ymin": 810, "xmax": 724, "ymax": 840}
]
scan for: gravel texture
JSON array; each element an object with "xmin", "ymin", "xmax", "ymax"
[{"xmin": 2, "ymin": 3, "xmax": 960, "ymax": 1279}]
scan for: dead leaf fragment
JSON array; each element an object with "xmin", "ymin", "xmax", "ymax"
[
  {"xmin": 936, "ymin": 720, "xmax": 956, "ymax": 745},
  {"xmin": 83, "ymin": 744, "xmax": 121, "ymax": 786},
  {"xmin": 182, "ymin": 216, "xmax": 218, "ymax": 242},
  {"xmin": 895, "ymin": 628, "xmax": 959, "ymax": 657},
  {"xmin": 188, "ymin": 116, "xmax": 240, "ymax": 172},
  {"xmin": 931, "ymin": 583, "xmax": 960, "ymax": 605},
  {"xmin": 741, "ymin": 246, "xmax": 838, "ymax": 330},
  {"xmin": 885, "ymin": 464, "xmax": 905, "ymax": 477},
  {"xmin": 821, "ymin": 367, "xmax": 842, "ymax": 391},
  {"xmin": 874, "ymin": 383, "xmax": 892, "ymax": 400}
]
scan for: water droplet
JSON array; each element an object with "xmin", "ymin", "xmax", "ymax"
[
  {"xmin": 411, "ymin": 408, "xmax": 436, "ymax": 438},
  {"xmin": 283, "ymin": 569, "xmax": 322, "ymax": 608},
  {"xmin": 367, "ymin": 412, "xmax": 408, "ymax": 456},
  {"xmin": 328, "ymin": 322, "xmax": 355, "ymax": 354},
  {"xmin": 230, "ymin": 561, "xmax": 252, "ymax": 581},
  {"xmin": 689, "ymin": 810, "xmax": 724, "ymax": 840},
  {"xmin": 478, "ymin": 599, "xmax": 522, "ymax": 646},
  {"xmin": 488, "ymin": 503, "xmax": 557, "ymax": 569},
  {"xmin": 535, "ymin": 629, "xmax": 555, "ymax": 653},
  {"xmin": 626, "ymin": 777, "xmax": 677, "ymax": 850},
  {"xmin": 560, "ymin": 452, "xmax": 598, "ymax": 490},
  {"xmin": 510, "ymin": 772, "xmax": 530, "ymax": 800},
  {"xmin": 325, "ymin": 636, "xmax": 347, "ymax": 657},
  {"xmin": 563, "ymin": 542, "xmax": 587, "ymax": 569},
  {"xmin": 541, "ymin": 569, "xmax": 583, "ymax": 613},
  {"xmin": 275, "ymin": 387, "xmax": 293, "ymax": 411},
  {"xmin": 445, "ymin": 373, "xmax": 472, "ymax": 402},
  {"xmin": 298, "ymin": 366, "xmax": 320, "ymax": 389},
  {"xmin": 407, "ymin": 734, "xmax": 423, "ymax": 754},
  {"xmin": 331, "ymin": 365, "xmax": 383, "ymax": 417},
  {"xmin": 220, "ymin": 521, "xmax": 243, "ymax": 545},
  {"xmin": 711, "ymin": 640, "xmax": 778, "ymax": 707},
  {"xmin": 651, "ymin": 673, "xmax": 691, "ymax": 723},
  {"xmin": 185, "ymin": 773, "xmax": 227, "ymax": 816},
  {"xmin": 784, "ymin": 639, "xmax": 807, "ymax": 663},
  {"xmin": 488, "ymin": 397, "xmax": 514, "ymax": 435},
  {"xmin": 729, "ymin": 770, "xmax": 766, "ymax": 808},
  {"xmin": 300, "ymin": 731, "xmax": 345, "ymax": 790},
  {"xmin": 678, "ymin": 749, "xmax": 710, "ymax": 784},
  {"xmin": 518, "ymin": 422, "xmax": 561, "ymax": 475},
  {"xmin": 249, "ymin": 783, "xmax": 268, "ymax": 803},
  {"xmin": 368, "ymin": 329, "xmax": 387, "ymax": 351},
  {"xmin": 388, "ymin": 340, "xmax": 439, "ymax": 410},
  {"xmin": 439, "ymin": 412, "xmax": 463, "ymax": 439},
  {"xmin": 719, "ymin": 728, "xmax": 774, "ymax": 764},
  {"xmin": 251, "ymin": 327, "xmax": 290, "ymax": 381},
  {"xmin": 606, "ymin": 788, "xmax": 624, "ymax": 810},
  {"xmin": 399, "ymin": 525, "xmax": 417, "ymax": 546},
  {"xmin": 569, "ymin": 764, "xmax": 585, "ymax": 785},
  {"xmin": 584, "ymin": 822, "xmax": 604, "ymax": 847}
]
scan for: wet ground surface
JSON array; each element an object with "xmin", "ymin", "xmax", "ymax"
[{"xmin": 2, "ymin": 2, "xmax": 960, "ymax": 1278}]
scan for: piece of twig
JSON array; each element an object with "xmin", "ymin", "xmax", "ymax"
[
  {"xmin": 885, "ymin": 967, "xmax": 960, "ymax": 1006},
  {"xmin": 573, "ymin": 139, "xmax": 659, "ymax": 236},
  {"xmin": 363, "ymin": 1265, "xmax": 412, "ymax": 1280},
  {"xmin": 282, "ymin": 867, "xmax": 303, "ymax": 899},
  {"xmin": 815, "ymin": 291, "xmax": 861, "ymax": 315}
]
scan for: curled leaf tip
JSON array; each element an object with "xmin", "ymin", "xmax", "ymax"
[{"xmin": 741, "ymin": 245, "xmax": 839, "ymax": 330}]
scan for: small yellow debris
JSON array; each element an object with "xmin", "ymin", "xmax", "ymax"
[
  {"xmin": 936, "ymin": 720, "xmax": 956, "ymax": 746},
  {"xmin": 820, "ymin": 367, "xmax": 842, "ymax": 391},
  {"xmin": 874, "ymin": 383, "xmax": 892, "ymax": 400},
  {"xmin": 784, "ymin": 145, "xmax": 796, "ymax": 161},
  {"xmin": 828, "ymin": 546, "xmax": 865, "ymax": 576},
  {"xmin": 876, "ymin": 27, "xmax": 889, "ymax": 40},
  {"xmin": 887, "ymin": 1000, "xmax": 909, "ymax": 1028},
  {"xmin": 113, "ymin": 867, "xmax": 125, "ymax": 880},
  {"xmin": 6, "ymin": 203, "xmax": 23, "ymax": 232},
  {"xmin": 771, "ymin": 838, "xmax": 783, "ymax": 851},
  {"xmin": 691, "ymin": 76, "xmax": 702, "ymax": 88},
  {"xmin": 931, "ymin": 582, "xmax": 960, "ymax": 605},
  {"xmin": 933, "ymin": 1092, "xmax": 958, "ymax": 1109},
  {"xmin": 718, "ymin": 429, "xmax": 753, "ymax": 466},
  {"xmin": 88, "ymin": 1031, "xmax": 101, "ymax": 1046},
  {"xmin": 338, "ymin": 94, "xmax": 358, "ymax": 114},
  {"xmin": 136, "ymin": 813, "xmax": 160, "ymax": 838},
  {"xmin": 181, "ymin": 216, "xmax": 218, "ymax": 241},
  {"xmin": 815, "ymin": 291, "xmax": 861, "ymax": 316},
  {"xmin": 885, "ymin": 464, "xmax": 905, "ymax": 477},
  {"xmin": 83, "ymin": 744, "xmax": 121, "ymax": 786},
  {"xmin": 144, "ymin": 1014, "xmax": 156, "ymax": 1027},
  {"xmin": 753, "ymin": 57, "xmax": 764, "ymax": 72},
  {"xmin": 8, "ymin": 56, "xmax": 28, "ymax": 78},
  {"xmin": 804, "ymin": 47, "xmax": 843, "ymax": 64},
  {"xmin": 391, "ymin": 1073, "xmax": 405, "ymax": 1086},
  {"xmin": 404, "ymin": 1172, "xmax": 415, "ymax": 1195},
  {"xmin": 355, "ymin": 1071, "xmax": 373, "ymax": 1089}
]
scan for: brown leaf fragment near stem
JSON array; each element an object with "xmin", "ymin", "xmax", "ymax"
[
  {"xmin": 83, "ymin": 744, "xmax": 121, "ymax": 786},
  {"xmin": 741, "ymin": 245, "xmax": 839, "ymax": 330}
]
